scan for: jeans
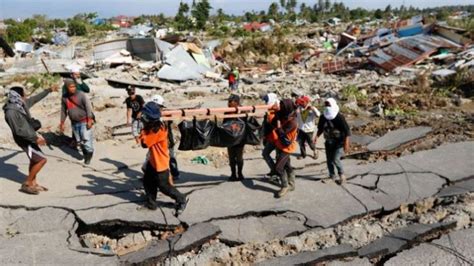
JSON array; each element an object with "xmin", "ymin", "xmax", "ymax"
[
  {"xmin": 297, "ymin": 130, "xmax": 315, "ymax": 158},
  {"xmin": 72, "ymin": 122, "xmax": 94, "ymax": 153},
  {"xmin": 229, "ymin": 81, "xmax": 239, "ymax": 91},
  {"xmin": 262, "ymin": 141, "xmax": 276, "ymax": 174},
  {"xmin": 143, "ymin": 163, "xmax": 186, "ymax": 206},
  {"xmin": 131, "ymin": 119, "xmax": 143, "ymax": 137},
  {"xmin": 325, "ymin": 142, "xmax": 344, "ymax": 178},
  {"xmin": 275, "ymin": 150, "xmax": 293, "ymax": 188}
]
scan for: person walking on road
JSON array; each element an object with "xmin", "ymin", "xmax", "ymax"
[
  {"xmin": 59, "ymin": 78, "xmax": 95, "ymax": 165},
  {"xmin": 295, "ymin": 95, "xmax": 320, "ymax": 159},
  {"xmin": 228, "ymin": 67, "xmax": 240, "ymax": 91},
  {"xmin": 3, "ymin": 83, "xmax": 59, "ymax": 195},
  {"xmin": 125, "ymin": 86, "xmax": 145, "ymax": 146},
  {"xmin": 261, "ymin": 93, "xmax": 280, "ymax": 180},
  {"xmin": 151, "ymin": 94, "xmax": 180, "ymax": 180},
  {"xmin": 314, "ymin": 98, "xmax": 351, "ymax": 185},
  {"xmin": 140, "ymin": 102, "xmax": 187, "ymax": 216},
  {"xmin": 226, "ymin": 94, "xmax": 246, "ymax": 181},
  {"xmin": 271, "ymin": 99, "xmax": 298, "ymax": 198}
]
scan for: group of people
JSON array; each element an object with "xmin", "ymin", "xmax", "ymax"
[
  {"xmin": 3, "ymin": 69, "xmax": 350, "ymax": 215},
  {"xmin": 222, "ymin": 92, "xmax": 351, "ymax": 198},
  {"xmin": 3, "ymin": 67, "xmax": 95, "ymax": 195}
]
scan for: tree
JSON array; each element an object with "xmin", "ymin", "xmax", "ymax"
[
  {"xmin": 374, "ymin": 9, "xmax": 383, "ymax": 19},
  {"xmin": 268, "ymin": 2, "xmax": 279, "ymax": 20},
  {"xmin": 67, "ymin": 20, "xmax": 88, "ymax": 36},
  {"xmin": 6, "ymin": 23, "xmax": 33, "ymax": 43},
  {"xmin": 191, "ymin": 0, "xmax": 212, "ymax": 30},
  {"xmin": 324, "ymin": 0, "xmax": 331, "ymax": 12},
  {"xmin": 317, "ymin": 0, "xmax": 324, "ymax": 13},
  {"xmin": 175, "ymin": 2, "xmax": 192, "ymax": 31}
]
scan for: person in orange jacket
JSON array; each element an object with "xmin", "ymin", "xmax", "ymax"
[
  {"xmin": 261, "ymin": 93, "xmax": 280, "ymax": 180},
  {"xmin": 139, "ymin": 102, "xmax": 187, "ymax": 216},
  {"xmin": 271, "ymin": 99, "xmax": 298, "ymax": 198}
]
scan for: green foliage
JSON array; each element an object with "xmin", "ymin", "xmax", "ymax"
[
  {"xmin": 6, "ymin": 23, "xmax": 33, "ymax": 43},
  {"xmin": 175, "ymin": 2, "xmax": 192, "ymax": 31},
  {"xmin": 191, "ymin": 0, "xmax": 212, "ymax": 30},
  {"xmin": 25, "ymin": 74, "xmax": 61, "ymax": 90},
  {"xmin": 67, "ymin": 20, "xmax": 88, "ymax": 36},
  {"xmin": 341, "ymin": 85, "xmax": 366, "ymax": 101}
]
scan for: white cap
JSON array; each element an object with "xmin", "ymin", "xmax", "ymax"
[
  {"xmin": 265, "ymin": 93, "xmax": 280, "ymax": 105},
  {"xmin": 151, "ymin": 95, "xmax": 165, "ymax": 106},
  {"xmin": 67, "ymin": 64, "xmax": 82, "ymax": 73}
]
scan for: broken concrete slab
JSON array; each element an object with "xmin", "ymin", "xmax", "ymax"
[
  {"xmin": 0, "ymin": 207, "xmax": 118, "ymax": 265},
  {"xmin": 386, "ymin": 228, "xmax": 474, "ymax": 265},
  {"xmin": 120, "ymin": 223, "xmax": 220, "ymax": 264},
  {"xmin": 371, "ymin": 172, "xmax": 446, "ymax": 212},
  {"xmin": 368, "ymin": 126, "xmax": 432, "ymax": 152},
  {"xmin": 398, "ymin": 142, "xmax": 474, "ymax": 182},
  {"xmin": 211, "ymin": 212, "xmax": 308, "ymax": 244},
  {"xmin": 358, "ymin": 222, "xmax": 456, "ymax": 259},
  {"xmin": 351, "ymin": 134, "xmax": 377, "ymax": 146},
  {"xmin": 256, "ymin": 244, "xmax": 357, "ymax": 266},
  {"xmin": 437, "ymin": 178, "xmax": 474, "ymax": 197},
  {"xmin": 328, "ymin": 257, "xmax": 372, "ymax": 266}
]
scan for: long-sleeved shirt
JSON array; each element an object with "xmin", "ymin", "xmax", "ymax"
[
  {"xmin": 317, "ymin": 113, "xmax": 351, "ymax": 147},
  {"xmin": 61, "ymin": 91, "xmax": 93, "ymax": 124},
  {"xmin": 3, "ymin": 89, "xmax": 51, "ymax": 147}
]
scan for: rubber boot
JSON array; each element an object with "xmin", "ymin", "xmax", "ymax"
[
  {"xmin": 237, "ymin": 162, "xmax": 244, "ymax": 180},
  {"xmin": 277, "ymin": 172, "xmax": 289, "ymax": 198},
  {"xmin": 84, "ymin": 152, "xmax": 93, "ymax": 165},
  {"xmin": 288, "ymin": 171, "xmax": 296, "ymax": 191},
  {"xmin": 229, "ymin": 163, "xmax": 238, "ymax": 181}
]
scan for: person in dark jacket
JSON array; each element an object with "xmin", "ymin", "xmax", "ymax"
[
  {"xmin": 59, "ymin": 79, "xmax": 95, "ymax": 165},
  {"xmin": 314, "ymin": 98, "xmax": 351, "ymax": 185},
  {"xmin": 226, "ymin": 94, "xmax": 245, "ymax": 181},
  {"xmin": 3, "ymin": 83, "xmax": 58, "ymax": 195}
]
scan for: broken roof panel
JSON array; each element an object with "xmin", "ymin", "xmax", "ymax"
[
  {"xmin": 94, "ymin": 38, "xmax": 158, "ymax": 62},
  {"xmin": 157, "ymin": 45, "xmax": 207, "ymax": 81},
  {"xmin": 369, "ymin": 35, "xmax": 459, "ymax": 72}
]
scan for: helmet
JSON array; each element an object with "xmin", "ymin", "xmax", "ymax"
[
  {"xmin": 141, "ymin": 102, "xmax": 162, "ymax": 124},
  {"xmin": 151, "ymin": 95, "xmax": 165, "ymax": 107}
]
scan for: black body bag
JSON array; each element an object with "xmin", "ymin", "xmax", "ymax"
[
  {"xmin": 178, "ymin": 118, "xmax": 215, "ymax": 151},
  {"xmin": 211, "ymin": 118, "xmax": 246, "ymax": 148}
]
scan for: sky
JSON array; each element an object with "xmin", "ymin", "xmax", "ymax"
[{"xmin": 0, "ymin": 0, "xmax": 471, "ymax": 19}]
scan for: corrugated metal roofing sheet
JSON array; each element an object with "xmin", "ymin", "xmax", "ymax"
[{"xmin": 368, "ymin": 35, "xmax": 458, "ymax": 72}]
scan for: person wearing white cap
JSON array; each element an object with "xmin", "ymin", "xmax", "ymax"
[
  {"xmin": 150, "ymin": 94, "xmax": 180, "ymax": 180},
  {"xmin": 261, "ymin": 93, "xmax": 280, "ymax": 179},
  {"xmin": 61, "ymin": 65, "xmax": 90, "ymax": 96}
]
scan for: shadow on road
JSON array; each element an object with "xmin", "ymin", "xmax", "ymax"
[{"xmin": 0, "ymin": 151, "xmax": 25, "ymax": 184}]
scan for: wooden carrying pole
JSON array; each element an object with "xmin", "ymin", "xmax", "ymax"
[{"xmin": 160, "ymin": 105, "xmax": 275, "ymax": 121}]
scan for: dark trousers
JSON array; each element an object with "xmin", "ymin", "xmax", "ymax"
[
  {"xmin": 325, "ymin": 142, "xmax": 344, "ymax": 178},
  {"xmin": 143, "ymin": 163, "xmax": 186, "ymax": 206},
  {"xmin": 170, "ymin": 157, "xmax": 180, "ymax": 178},
  {"xmin": 275, "ymin": 150, "xmax": 293, "ymax": 188},
  {"xmin": 227, "ymin": 145, "xmax": 244, "ymax": 177},
  {"xmin": 262, "ymin": 141, "xmax": 276, "ymax": 174},
  {"xmin": 297, "ymin": 130, "xmax": 315, "ymax": 158}
]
